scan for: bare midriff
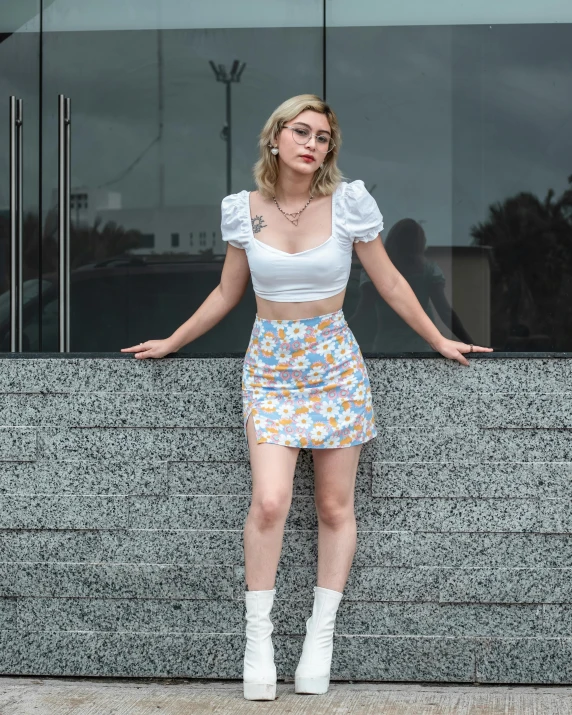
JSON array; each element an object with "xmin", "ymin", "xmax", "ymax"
[{"xmin": 255, "ymin": 288, "xmax": 346, "ymax": 321}]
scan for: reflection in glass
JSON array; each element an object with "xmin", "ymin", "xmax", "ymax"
[
  {"xmin": 350, "ymin": 219, "xmax": 473, "ymax": 352},
  {"xmin": 39, "ymin": 6, "xmax": 322, "ymax": 352},
  {"xmin": 327, "ymin": 9, "xmax": 572, "ymax": 352},
  {"xmin": 4, "ymin": 1, "xmax": 572, "ymax": 354},
  {"xmin": 0, "ymin": 6, "xmax": 41, "ymax": 352}
]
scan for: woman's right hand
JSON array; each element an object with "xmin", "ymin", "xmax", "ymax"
[{"xmin": 120, "ymin": 338, "xmax": 177, "ymax": 359}]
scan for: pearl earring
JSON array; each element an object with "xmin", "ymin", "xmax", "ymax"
[
  {"xmin": 270, "ymin": 146, "xmax": 279, "ymax": 155},
  {"xmin": 320, "ymin": 162, "xmax": 324, "ymax": 168}
]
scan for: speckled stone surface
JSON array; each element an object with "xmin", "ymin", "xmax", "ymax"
[
  {"xmin": 373, "ymin": 462, "xmax": 572, "ymax": 498},
  {"xmin": 542, "ymin": 606, "xmax": 572, "ymax": 637},
  {"xmin": 0, "ymin": 599, "xmax": 17, "ymax": 629},
  {"xmin": 0, "ymin": 562, "xmax": 233, "ymax": 599},
  {"xmin": 0, "ymin": 427, "xmax": 36, "ymax": 461},
  {"xmin": 0, "ymin": 495, "xmax": 128, "ymax": 529},
  {"xmin": 0, "ymin": 391, "xmax": 243, "ymax": 427},
  {"xmin": 0, "ymin": 630, "xmax": 477, "ymax": 681},
  {"xmin": 331, "ymin": 636, "xmax": 476, "ymax": 682},
  {"xmin": 336, "ymin": 602, "xmax": 544, "ymax": 637},
  {"xmin": 1, "ymin": 356, "xmax": 572, "ymax": 682},
  {"xmin": 37, "ymin": 426, "xmax": 249, "ymax": 461},
  {"xmin": 399, "ymin": 533, "xmax": 572, "ymax": 568},
  {"xmin": 355, "ymin": 496, "xmax": 568, "ymax": 531},
  {"xmin": 0, "ymin": 630, "xmax": 246, "ymax": 677},
  {"xmin": 0, "ymin": 459, "xmax": 167, "ymax": 494},
  {"xmin": 476, "ymin": 638, "xmax": 572, "ymax": 683},
  {"xmin": 440, "ymin": 568, "xmax": 572, "ymax": 604},
  {"xmin": 17, "ymin": 597, "xmax": 243, "ymax": 633}
]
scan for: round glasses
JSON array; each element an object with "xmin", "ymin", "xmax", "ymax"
[{"xmin": 283, "ymin": 124, "xmax": 335, "ymax": 153}]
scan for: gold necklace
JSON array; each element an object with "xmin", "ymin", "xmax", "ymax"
[{"xmin": 272, "ymin": 193, "xmax": 314, "ymax": 226}]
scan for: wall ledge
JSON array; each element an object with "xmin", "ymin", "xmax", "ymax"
[{"xmin": 1, "ymin": 352, "xmax": 572, "ymax": 360}]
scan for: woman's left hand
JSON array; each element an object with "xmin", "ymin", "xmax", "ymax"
[{"xmin": 431, "ymin": 338, "xmax": 494, "ymax": 366}]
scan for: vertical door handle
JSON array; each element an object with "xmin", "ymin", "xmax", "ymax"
[
  {"xmin": 58, "ymin": 95, "xmax": 71, "ymax": 352},
  {"xmin": 9, "ymin": 96, "xmax": 23, "ymax": 352}
]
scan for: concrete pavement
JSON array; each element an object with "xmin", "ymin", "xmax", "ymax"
[{"xmin": 2, "ymin": 677, "xmax": 572, "ymax": 714}]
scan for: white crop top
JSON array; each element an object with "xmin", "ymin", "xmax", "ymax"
[{"xmin": 220, "ymin": 179, "xmax": 384, "ymax": 302}]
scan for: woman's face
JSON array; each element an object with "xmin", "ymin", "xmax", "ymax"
[{"xmin": 274, "ymin": 109, "xmax": 332, "ymax": 177}]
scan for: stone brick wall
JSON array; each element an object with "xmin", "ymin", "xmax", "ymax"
[{"xmin": 1, "ymin": 356, "xmax": 571, "ymax": 682}]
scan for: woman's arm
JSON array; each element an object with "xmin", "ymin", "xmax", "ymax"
[
  {"xmin": 354, "ymin": 238, "xmax": 492, "ymax": 365},
  {"xmin": 121, "ymin": 245, "xmax": 251, "ymax": 358}
]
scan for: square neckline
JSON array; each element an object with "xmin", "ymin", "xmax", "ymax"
[{"xmin": 246, "ymin": 183, "xmax": 340, "ymax": 256}]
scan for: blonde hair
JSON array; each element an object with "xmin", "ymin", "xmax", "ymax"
[{"xmin": 253, "ymin": 94, "xmax": 344, "ymax": 199}]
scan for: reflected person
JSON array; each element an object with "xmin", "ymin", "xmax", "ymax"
[{"xmin": 350, "ymin": 218, "xmax": 474, "ymax": 352}]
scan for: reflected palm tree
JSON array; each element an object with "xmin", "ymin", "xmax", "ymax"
[
  {"xmin": 0, "ymin": 208, "xmax": 145, "ymax": 299},
  {"xmin": 471, "ymin": 175, "xmax": 572, "ymax": 351},
  {"xmin": 41, "ymin": 209, "xmax": 144, "ymax": 272}
]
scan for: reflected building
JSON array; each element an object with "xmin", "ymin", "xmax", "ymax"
[{"xmin": 97, "ymin": 205, "xmax": 223, "ymax": 255}]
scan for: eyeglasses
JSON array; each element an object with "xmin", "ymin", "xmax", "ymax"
[{"xmin": 283, "ymin": 124, "xmax": 335, "ymax": 153}]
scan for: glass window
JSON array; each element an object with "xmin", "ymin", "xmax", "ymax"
[
  {"xmin": 8, "ymin": 0, "xmax": 570, "ymax": 355},
  {"xmin": 139, "ymin": 234, "xmax": 155, "ymax": 248},
  {"xmin": 328, "ymin": 1, "xmax": 572, "ymax": 352},
  {"xmin": 38, "ymin": 0, "xmax": 323, "ymax": 354}
]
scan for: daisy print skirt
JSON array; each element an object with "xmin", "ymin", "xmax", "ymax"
[{"xmin": 241, "ymin": 308, "xmax": 377, "ymax": 449}]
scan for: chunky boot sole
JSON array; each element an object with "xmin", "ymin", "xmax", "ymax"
[
  {"xmin": 294, "ymin": 675, "xmax": 330, "ymax": 694},
  {"xmin": 243, "ymin": 681, "xmax": 277, "ymax": 700}
]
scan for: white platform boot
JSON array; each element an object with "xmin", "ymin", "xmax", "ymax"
[
  {"xmin": 294, "ymin": 585, "xmax": 344, "ymax": 694},
  {"xmin": 243, "ymin": 588, "xmax": 277, "ymax": 700}
]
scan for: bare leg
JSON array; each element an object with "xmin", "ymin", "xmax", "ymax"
[
  {"xmin": 312, "ymin": 444, "xmax": 362, "ymax": 591},
  {"xmin": 243, "ymin": 413, "xmax": 300, "ymax": 590}
]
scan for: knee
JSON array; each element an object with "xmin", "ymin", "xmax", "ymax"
[
  {"xmin": 250, "ymin": 494, "xmax": 289, "ymax": 528},
  {"xmin": 316, "ymin": 496, "xmax": 353, "ymax": 528}
]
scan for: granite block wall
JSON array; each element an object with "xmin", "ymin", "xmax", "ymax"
[{"xmin": 1, "ymin": 355, "xmax": 572, "ymax": 682}]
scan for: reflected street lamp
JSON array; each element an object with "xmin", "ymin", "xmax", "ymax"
[{"xmin": 209, "ymin": 60, "xmax": 246, "ymax": 195}]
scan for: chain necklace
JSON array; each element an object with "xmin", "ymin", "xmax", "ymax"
[{"xmin": 272, "ymin": 193, "xmax": 314, "ymax": 226}]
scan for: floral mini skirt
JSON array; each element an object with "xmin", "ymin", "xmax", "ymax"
[{"xmin": 241, "ymin": 308, "xmax": 377, "ymax": 449}]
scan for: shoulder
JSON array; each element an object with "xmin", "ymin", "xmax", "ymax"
[
  {"xmin": 336, "ymin": 179, "xmax": 381, "ymax": 218},
  {"xmin": 220, "ymin": 190, "xmax": 251, "ymax": 249},
  {"xmin": 221, "ymin": 189, "xmax": 249, "ymax": 214},
  {"xmin": 335, "ymin": 179, "xmax": 384, "ymax": 242},
  {"xmin": 337, "ymin": 178, "xmax": 370, "ymax": 201}
]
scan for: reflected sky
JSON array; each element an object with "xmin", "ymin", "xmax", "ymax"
[{"xmin": 0, "ymin": 8, "xmax": 570, "ymax": 248}]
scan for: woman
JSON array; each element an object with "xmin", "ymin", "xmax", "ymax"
[{"xmin": 121, "ymin": 94, "xmax": 492, "ymax": 701}]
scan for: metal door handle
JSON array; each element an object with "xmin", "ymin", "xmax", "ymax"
[
  {"xmin": 58, "ymin": 94, "xmax": 71, "ymax": 352},
  {"xmin": 9, "ymin": 96, "xmax": 23, "ymax": 352}
]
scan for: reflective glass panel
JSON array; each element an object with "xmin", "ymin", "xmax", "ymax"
[
  {"xmin": 38, "ymin": 0, "xmax": 323, "ymax": 353},
  {"xmin": 328, "ymin": 0, "xmax": 572, "ymax": 352},
  {"xmin": 0, "ymin": 2, "xmax": 41, "ymax": 352}
]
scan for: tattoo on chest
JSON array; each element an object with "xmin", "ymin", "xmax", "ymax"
[{"xmin": 251, "ymin": 215, "xmax": 267, "ymax": 235}]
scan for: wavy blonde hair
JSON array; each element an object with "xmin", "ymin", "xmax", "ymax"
[{"xmin": 253, "ymin": 94, "xmax": 344, "ymax": 199}]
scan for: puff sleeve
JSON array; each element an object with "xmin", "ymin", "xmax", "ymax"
[
  {"xmin": 342, "ymin": 179, "xmax": 384, "ymax": 243},
  {"xmin": 221, "ymin": 191, "xmax": 251, "ymax": 250}
]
